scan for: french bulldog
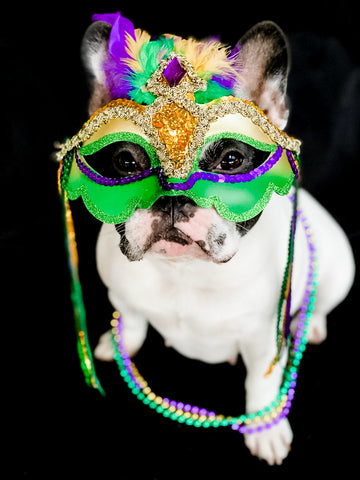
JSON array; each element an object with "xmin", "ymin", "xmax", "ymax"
[{"xmin": 77, "ymin": 19, "xmax": 355, "ymax": 465}]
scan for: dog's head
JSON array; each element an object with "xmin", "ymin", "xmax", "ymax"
[{"xmin": 59, "ymin": 14, "xmax": 299, "ymax": 263}]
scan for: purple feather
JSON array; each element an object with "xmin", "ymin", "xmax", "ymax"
[{"xmin": 92, "ymin": 12, "xmax": 136, "ymax": 99}]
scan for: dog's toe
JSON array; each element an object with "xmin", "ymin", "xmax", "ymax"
[
  {"xmin": 307, "ymin": 314, "xmax": 327, "ymax": 344},
  {"xmin": 244, "ymin": 418, "xmax": 293, "ymax": 465},
  {"xmin": 94, "ymin": 331, "xmax": 115, "ymax": 361}
]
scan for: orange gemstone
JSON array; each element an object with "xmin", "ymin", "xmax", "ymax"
[{"xmin": 152, "ymin": 102, "xmax": 198, "ymax": 166}]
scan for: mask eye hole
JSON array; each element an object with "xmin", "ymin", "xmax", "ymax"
[
  {"xmin": 83, "ymin": 141, "xmax": 151, "ymax": 178},
  {"xmin": 199, "ymin": 138, "xmax": 269, "ymax": 175}
]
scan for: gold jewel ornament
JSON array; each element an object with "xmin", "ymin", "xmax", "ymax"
[
  {"xmin": 58, "ymin": 56, "xmax": 300, "ymax": 224},
  {"xmin": 57, "ymin": 13, "xmax": 300, "ymax": 225}
]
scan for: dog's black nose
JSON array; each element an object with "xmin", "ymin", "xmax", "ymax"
[{"xmin": 151, "ymin": 196, "xmax": 197, "ymax": 222}]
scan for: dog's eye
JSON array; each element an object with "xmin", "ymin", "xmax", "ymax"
[
  {"xmin": 112, "ymin": 150, "xmax": 140, "ymax": 175},
  {"xmin": 83, "ymin": 141, "xmax": 151, "ymax": 178},
  {"xmin": 217, "ymin": 152, "xmax": 244, "ymax": 171},
  {"xmin": 199, "ymin": 139, "xmax": 269, "ymax": 175}
]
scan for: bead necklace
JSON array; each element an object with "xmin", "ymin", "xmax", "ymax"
[{"xmin": 110, "ymin": 198, "xmax": 317, "ymax": 434}]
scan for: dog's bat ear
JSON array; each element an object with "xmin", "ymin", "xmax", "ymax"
[
  {"xmin": 81, "ymin": 21, "xmax": 112, "ymax": 114},
  {"xmin": 237, "ymin": 21, "xmax": 290, "ymax": 129}
]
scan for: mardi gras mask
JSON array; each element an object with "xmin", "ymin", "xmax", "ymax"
[{"xmin": 58, "ymin": 29, "xmax": 300, "ymax": 225}]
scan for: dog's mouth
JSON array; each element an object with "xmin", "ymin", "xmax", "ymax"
[
  {"xmin": 144, "ymin": 223, "xmax": 211, "ymax": 260},
  {"xmin": 158, "ymin": 227, "xmax": 192, "ymax": 246}
]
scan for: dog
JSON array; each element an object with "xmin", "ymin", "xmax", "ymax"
[{"xmin": 66, "ymin": 16, "xmax": 355, "ymax": 465}]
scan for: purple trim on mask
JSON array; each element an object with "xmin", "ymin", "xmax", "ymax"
[
  {"xmin": 286, "ymin": 150, "xmax": 299, "ymax": 179},
  {"xmin": 75, "ymin": 145, "xmax": 288, "ymax": 189}
]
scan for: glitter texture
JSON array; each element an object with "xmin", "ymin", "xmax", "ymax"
[{"xmin": 152, "ymin": 102, "xmax": 199, "ymax": 167}]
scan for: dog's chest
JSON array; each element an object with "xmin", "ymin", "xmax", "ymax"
[{"xmin": 122, "ymin": 254, "xmax": 279, "ymax": 335}]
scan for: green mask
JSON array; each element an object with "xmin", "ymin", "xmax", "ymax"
[{"xmin": 58, "ymin": 54, "xmax": 300, "ymax": 224}]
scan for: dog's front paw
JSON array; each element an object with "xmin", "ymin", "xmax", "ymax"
[
  {"xmin": 244, "ymin": 418, "xmax": 293, "ymax": 465},
  {"xmin": 94, "ymin": 331, "xmax": 114, "ymax": 361},
  {"xmin": 306, "ymin": 313, "xmax": 327, "ymax": 344},
  {"xmin": 94, "ymin": 328, "xmax": 144, "ymax": 361}
]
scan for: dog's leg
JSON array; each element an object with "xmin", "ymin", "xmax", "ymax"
[
  {"xmin": 239, "ymin": 322, "xmax": 292, "ymax": 465},
  {"xmin": 94, "ymin": 294, "xmax": 148, "ymax": 361}
]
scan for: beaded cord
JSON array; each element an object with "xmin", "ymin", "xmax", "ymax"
[
  {"xmin": 111, "ymin": 199, "xmax": 317, "ymax": 434},
  {"xmin": 60, "ymin": 188, "xmax": 104, "ymax": 395}
]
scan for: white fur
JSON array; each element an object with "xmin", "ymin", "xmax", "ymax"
[{"xmin": 94, "ymin": 188, "xmax": 355, "ymax": 464}]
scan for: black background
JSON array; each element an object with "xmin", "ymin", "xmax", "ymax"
[{"xmin": 7, "ymin": 2, "xmax": 359, "ymax": 477}]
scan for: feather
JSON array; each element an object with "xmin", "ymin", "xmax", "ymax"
[
  {"xmin": 107, "ymin": 12, "xmax": 136, "ymax": 59},
  {"xmin": 194, "ymin": 80, "xmax": 233, "ymax": 104},
  {"xmin": 92, "ymin": 12, "xmax": 244, "ymax": 103},
  {"xmin": 172, "ymin": 37, "xmax": 244, "ymax": 95},
  {"xmin": 123, "ymin": 28, "xmax": 151, "ymax": 72}
]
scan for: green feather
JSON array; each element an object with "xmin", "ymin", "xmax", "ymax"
[
  {"xmin": 194, "ymin": 80, "xmax": 233, "ymax": 104},
  {"xmin": 126, "ymin": 36, "xmax": 174, "ymax": 105}
]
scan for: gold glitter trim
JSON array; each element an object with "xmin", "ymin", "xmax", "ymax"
[{"xmin": 56, "ymin": 55, "xmax": 301, "ymax": 179}]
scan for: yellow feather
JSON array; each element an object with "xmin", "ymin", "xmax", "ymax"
[
  {"xmin": 173, "ymin": 37, "xmax": 239, "ymax": 81},
  {"xmin": 123, "ymin": 28, "xmax": 151, "ymax": 72}
]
